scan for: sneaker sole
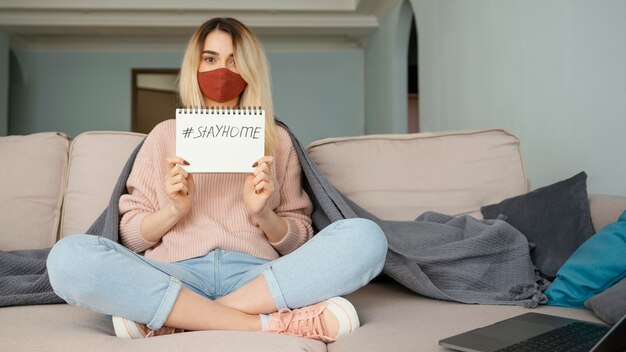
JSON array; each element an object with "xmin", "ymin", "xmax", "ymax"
[
  {"xmin": 112, "ymin": 316, "xmax": 145, "ymax": 339},
  {"xmin": 325, "ymin": 296, "xmax": 360, "ymax": 337}
]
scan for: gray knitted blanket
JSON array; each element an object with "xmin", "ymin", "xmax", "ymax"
[
  {"xmin": 0, "ymin": 121, "xmax": 546, "ymax": 307},
  {"xmin": 282, "ymin": 121, "xmax": 547, "ymax": 307}
]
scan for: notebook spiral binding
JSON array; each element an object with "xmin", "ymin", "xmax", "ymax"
[{"xmin": 176, "ymin": 106, "xmax": 263, "ymax": 115}]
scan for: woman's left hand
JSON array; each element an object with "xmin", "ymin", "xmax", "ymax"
[{"xmin": 243, "ymin": 156, "xmax": 275, "ymax": 218}]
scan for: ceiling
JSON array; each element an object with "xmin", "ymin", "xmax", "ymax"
[{"xmin": 0, "ymin": 0, "xmax": 398, "ymax": 50}]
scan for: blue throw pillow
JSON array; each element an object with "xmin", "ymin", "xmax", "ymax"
[{"xmin": 545, "ymin": 210, "xmax": 626, "ymax": 307}]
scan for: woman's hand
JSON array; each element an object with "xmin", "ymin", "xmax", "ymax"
[
  {"xmin": 243, "ymin": 156, "xmax": 275, "ymax": 218},
  {"xmin": 164, "ymin": 157, "xmax": 196, "ymax": 218}
]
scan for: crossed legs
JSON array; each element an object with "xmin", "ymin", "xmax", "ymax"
[{"xmin": 47, "ymin": 218, "xmax": 387, "ymax": 335}]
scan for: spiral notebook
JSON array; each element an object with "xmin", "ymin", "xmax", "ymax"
[{"xmin": 175, "ymin": 107, "xmax": 265, "ymax": 173}]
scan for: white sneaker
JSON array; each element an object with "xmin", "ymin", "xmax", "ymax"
[
  {"xmin": 112, "ymin": 316, "xmax": 146, "ymax": 339},
  {"xmin": 112, "ymin": 316, "xmax": 185, "ymax": 339},
  {"xmin": 325, "ymin": 297, "xmax": 361, "ymax": 338}
]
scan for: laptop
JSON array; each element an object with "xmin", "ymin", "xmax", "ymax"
[{"xmin": 439, "ymin": 312, "xmax": 626, "ymax": 352}]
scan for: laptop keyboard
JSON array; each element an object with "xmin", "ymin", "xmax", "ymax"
[{"xmin": 496, "ymin": 322, "xmax": 609, "ymax": 352}]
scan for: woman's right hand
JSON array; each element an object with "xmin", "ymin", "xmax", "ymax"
[{"xmin": 164, "ymin": 157, "xmax": 195, "ymax": 217}]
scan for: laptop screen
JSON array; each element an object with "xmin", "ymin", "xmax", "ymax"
[{"xmin": 590, "ymin": 312, "xmax": 626, "ymax": 352}]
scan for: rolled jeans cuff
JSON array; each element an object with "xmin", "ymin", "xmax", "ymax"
[
  {"xmin": 147, "ymin": 276, "xmax": 182, "ymax": 330},
  {"xmin": 262, "ymin": 267, "xmax": 288, "ymax": 310}
]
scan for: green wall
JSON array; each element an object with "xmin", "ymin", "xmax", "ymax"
[
  {"xmin": 9, "ymin": 49, "xmax": 180, "ymax": 136},
  {"xmin": 0, "ymin": 31, "xmax": 8, "ymax": 136},
  {"xmin": 270, "ymin": 51, "xmax": 364, "ymax": 145},
  {"xmin": 8, "ymin": 0, "xmax": 626, "ymax": 196},
  {"xmin": 411, "ymin": 0, "xmax": 626, "ymax": 195},
  {"xmin": 365, "ymin": 0, "xmax": 412, "ymax": 134},
  {"xmin": 8, "ymin": 46, "xmax": 363, "ymax": 147}
]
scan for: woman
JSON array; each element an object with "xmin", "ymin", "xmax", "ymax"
[{"xmin": 46, "ymin": 17, "xmax": 387, "ymax": 343}]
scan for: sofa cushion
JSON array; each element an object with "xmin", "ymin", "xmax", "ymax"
[
  {"xmin": 60, "ymin": 132, "xmax": 145, "ymax": 238},
  {"xmin": 0, "ymin": 304, "xmax": 326, "ymax": 352},
  {"xmin": 589, "ymin": 193, "xmax": 626, "ymax": 232},
  {"xmin": 0, "ymin": 283, "xmax": 600, "ymax": 352},
  {"xmin": 331, "ymin": 281, "xmax": 601, "ymax": 352},
  {"xmin": 306, "ymin": 129, "xmax": 527, "ymax": 220},
  {"xmin": 585, "ymin": 277, "xmax": 626, "ymax": 325},
  {"xmin": 0, "ymin": 132, "xmax": 70, "ymax": 250}
]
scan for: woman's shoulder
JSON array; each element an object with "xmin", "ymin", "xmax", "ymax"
[
  {"xmin": 143, "ymin": 119, "xmax": 176, "ymax": 144},
  {"xmin": 138, "ymin": 119, "xmax": 176, "ymax": 156},
  {"xmin": 274, "ymin": 123, "xmax": 297, "ymax": 156},
  {"xmin": 149, "ymin": 119, "xmax": 176, "ymax": 137}
]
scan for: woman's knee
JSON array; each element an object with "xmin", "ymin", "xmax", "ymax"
[
  {"xmin": 47, "ymin": 234, "xmax": 99, "ymax": 292},
  {"xmin": 336, "ymin": 218, "xmax": 388, "ymax": 266}
]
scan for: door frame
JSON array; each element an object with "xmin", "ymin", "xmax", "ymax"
[{"xmin": 131, "ymin": 68, "xmax": 180, "ymax": 133}]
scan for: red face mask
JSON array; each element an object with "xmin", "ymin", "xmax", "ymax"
[{"xmin": 197, "ymin": 68, "xmax": 247, "ymax": 103}]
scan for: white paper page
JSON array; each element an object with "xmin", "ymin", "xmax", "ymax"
[{"xmin": 175, "ymin": 108, "xmax": 265, "ymax": 173}]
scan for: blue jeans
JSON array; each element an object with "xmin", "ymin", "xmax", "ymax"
[{"xmin": 47, "ymin": 218, "xmax": 387, "ymax": 330}]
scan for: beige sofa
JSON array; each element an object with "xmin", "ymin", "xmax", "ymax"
[{"xmin": 1, "ymin": 128, "xmax": 625, "ymax": 352}]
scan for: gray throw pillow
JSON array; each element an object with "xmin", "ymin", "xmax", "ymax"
[
  {"xmin": 481, "ymin": 171, "xmax": 595, "ymax": 279},
  {"xmin": 585, "ymin": 277, "xmax": 626, "ymax": 325}
]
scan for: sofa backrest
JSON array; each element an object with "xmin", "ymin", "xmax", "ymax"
[
  {"xmin": 0, "ymin": 127, "xmax": 529, "ymax": 250},
  {"xmin": 306, "ymin": 129, "xmax": 528, "ymax": 220},
  {"xmin": 0, "ymin": 131, "xmax": 145, "ymax": 251},
  {"xmin": 0, "ymin": 132, "xmax": 70, "ymax": 250},
  {"xmin": 60, "ymin": 131, "xmax": 145, "ymax": 238}
]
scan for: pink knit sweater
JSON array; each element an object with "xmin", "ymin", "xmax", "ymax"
[{"xmin": 119, "ymin": 119, "xmax": 314, "ymax": 263}]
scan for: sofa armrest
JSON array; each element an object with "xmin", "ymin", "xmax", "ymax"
[{"xmin": 589, "ymin": 194, "xmax": 626, "ymax": 231}]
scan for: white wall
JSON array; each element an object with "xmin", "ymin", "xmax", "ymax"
[{"xmin": 411, "ymin": 0, "xmax": 626, "ymax": 195}]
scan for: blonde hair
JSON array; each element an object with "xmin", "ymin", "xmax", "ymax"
[{"xmin": 179, "ymin": 18, "xmax": 277, "ymax": 156}]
